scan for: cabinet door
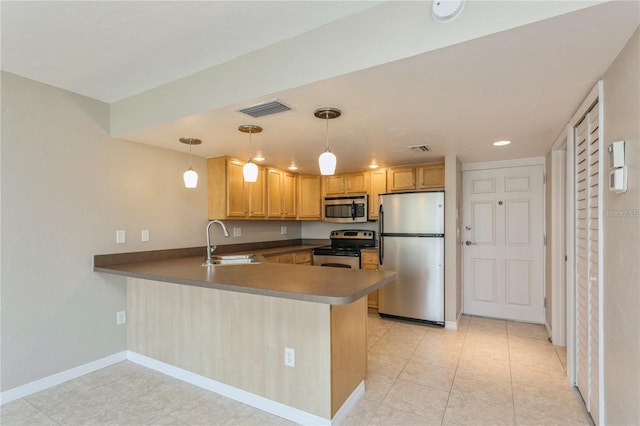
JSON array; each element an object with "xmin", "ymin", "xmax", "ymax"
[
  {"xmin": 227, "ymin": 160, "xmax": 247, "ymax": 217},
  {"xmin": 246, "ymin": 166, "xmax": 266, "ymax": 217},
  {"xmin": 282, "ymin": 172, "xmax": 297, "ymax": 218},
  {"xmin": 417, "ymin": 162, "xmax": 445, "ymax": 190},
  {"xmin": 345, "ymin": 171, "xmax": 369, "ymax": 194},
  {"xmin": 387, "ymin": 167, "xmax": 416, "ymax": 191},
  {"xmin": 297, "ymin": 175, "xmax": 322, "ymax": 219},
  {"xmin": 294, "ymin": 251, "xmax": 312, "ymax": 265},
  {"xmin": 324, "ymin": 174, "xmax": 345, "ymax": 195},
  {"xmin": 267, "ymin": 168, "xmax": 284, "ymax": 218},
  {"xmin": 369, "ymin": 169, "xmax": 387, "ymax": 219}
]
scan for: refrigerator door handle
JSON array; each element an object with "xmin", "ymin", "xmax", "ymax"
[{"xmin": 378, "ymin": 204, "xmax": 384, "ymax": 265}]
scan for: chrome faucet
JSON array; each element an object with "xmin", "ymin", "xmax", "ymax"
[{"xmin": 203, "ymin": 220, "xmax": 230, "ymax": 266}]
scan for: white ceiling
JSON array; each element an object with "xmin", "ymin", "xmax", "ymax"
[{"xmin": 2, "ymin": 1, "xmax": 639, "ymax": 172}]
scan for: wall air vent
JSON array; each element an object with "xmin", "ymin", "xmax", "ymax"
[
  {"xmin": 408, "ymin": 144, "xmax": 432, "ymax": 153},
  {"xmin": 238, "ymin": 100, "xmax": 291, "ymax": 118}
]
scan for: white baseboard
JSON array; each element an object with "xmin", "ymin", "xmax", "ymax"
[
  {"xmin": 330, "ymin": 380, "xmax": 364, "ymax": 425},
  {"xmin": 127, "ymin": 351, "xmax": 362, "ymax": 425},
  {"xmin": 0, "ymin": 351, "xmax": 127, "ymax": 405},
  {"xmin": 444, "ymin": 311, "xmax": 463, "ymax": 330}
]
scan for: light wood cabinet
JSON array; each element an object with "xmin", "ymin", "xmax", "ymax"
[
  {"xmin": 297, "ymin": 174, "xmax": 322, "ymax": 220},
  {"xmin": 361, "ymin": 250, "xmax": 380, "ymax": 308},
  {"xmin": 324, "ymin": 175, "xmax": 345, "ymax": 195},
  {"xmin": 368, "ymin": 169, "xmax": 387, "ymax": 219},
  {"xmin": 417, "ymin": 162, "xmax": 445, "ymax": 190},
  {"xmin": 323, "ymin": 171, "xmax": 369, "ymax": 195},
  {"xmin": 387, "ymin": 166, "xmax": 416, "ymax": 191},
  {"xmin": 345, "ymin": 171, "xmax": 369, "ymax": 194},
  {"xmin": 387, "ymin": 162, "xmax": 444, "ymax": 192},
  {"xmin": 266, "ymin": 250, "xmax": 311, "ymax": 265},
  {"xmin": 208, "ymin": 157, "xmax": 266, "ymax": 219},
  {"xmin": 267, "ymin": 168, "xmax": 296, "ymax": 219},
  {"xmin": 294, "ymin": 251, "xmax": 312, "ymax": 265}
]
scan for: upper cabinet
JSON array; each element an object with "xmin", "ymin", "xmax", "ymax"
[
  {"xmin": 297, "ymin": 174, "xmax": 322, "ymax": 220},
  {"xmin": 368, "ymin": 168, "xmax": 387, "ymax": 220},
  {"xmin": 416, "ymin": 162, "xmax": 445, "ymax": 190},
  {"xmin": 323, "ymin": 171, "xmax": 370, "ymax": 195},
  {"xmin": 207, "ymin": 157, "xmax": 266, "ymax": 220},
  {"xmin": 387, "ymin": 162, "xmax": 444, "ymax": 192},
  {"xmin": 267, "ymin": 168, "xmax": 296, "ymax": 219},
  {"xmin": 207, "ymin": 158, "xmax": 443, "ymax": 221}
]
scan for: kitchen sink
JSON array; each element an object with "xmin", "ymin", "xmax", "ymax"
[{"xmin": 204, "ymin": 254, "xmax": 259, "ymax": 266}]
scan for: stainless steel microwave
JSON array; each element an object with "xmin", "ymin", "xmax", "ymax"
[{"xmin": 323, "ymin": 194, "xmax": 368, "ymax": 223}]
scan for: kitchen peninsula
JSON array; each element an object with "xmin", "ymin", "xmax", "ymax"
[{"xmin": 95, "ymin": 250, "xmax": 395, "ymax": 424}]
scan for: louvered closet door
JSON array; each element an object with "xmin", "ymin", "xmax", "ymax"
[{"xmin": 575, "ymin": 101, "xmax": 601, "ymax": 424}]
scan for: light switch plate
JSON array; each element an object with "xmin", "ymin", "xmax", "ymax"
[
  {"xmin": 116, "ymin": 230, "xmax": 126, "ymax": 244},
  {"xmin": 141, "ymin": 229, "xmax": 149, "ymax": 242}
]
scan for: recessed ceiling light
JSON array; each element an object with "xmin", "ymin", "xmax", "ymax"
[
  {"xmin": 493, "ymin": 140, "xmax": 511, "ymax": 146},
  {"xmin": 253, "ymin": 156, "xmax": 265, "ymax": 162},
  {"xmin": 288, "ymin": 165, "xmax": 298, "ymax": 171},
  {"xmin": 369, "ymin": 163, "xmax": 380, "ymax": 169}
]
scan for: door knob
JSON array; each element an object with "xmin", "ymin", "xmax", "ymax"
[{"xmin": 465, "ymin": 241, "xmax": 476, "ymax": 246}]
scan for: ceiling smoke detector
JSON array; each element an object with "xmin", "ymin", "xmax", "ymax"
[
  {"xmin": 432, "ymin": 0, "xmax": 465, "ymax": 23},
  {"xmin": 408, "ymin": 144, "xmax": 432, "ymax": 153},
  {"xmin": 239, "ymin": 100, "xmax": 291, "ymax": 118}
]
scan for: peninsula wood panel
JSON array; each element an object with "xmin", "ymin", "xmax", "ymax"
[
  {"xmin": 330, "ymin": 297, "xmax": 367, "ymax": 416},
  {"xmin": 127, "ymin": 278, "xmax": 366, "ymax": 419}
]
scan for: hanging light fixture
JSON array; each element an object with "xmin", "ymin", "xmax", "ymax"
[
  {"xmin": 179, "ymin": 137, "xmax": 201, "ymax": 188},
  {"xmin": 314, "ymin": 107, "xmax": 341, "ymax": 175},
  {"xmin": 238, "ymin": 125, "xmax": 262, "ymax": 182}
]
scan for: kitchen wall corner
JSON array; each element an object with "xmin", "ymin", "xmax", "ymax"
[{"xmin": 0, "ymin": 72, "xmax": 207, "ymax": 392}]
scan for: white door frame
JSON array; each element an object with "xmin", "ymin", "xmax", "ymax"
[
  {"xmin": 549, "ymin": 133, "xmax": 567, "ymax": 346},
  {"xmin": 563, "ymin": 82, "xmax": 604, "ymax": 425}
]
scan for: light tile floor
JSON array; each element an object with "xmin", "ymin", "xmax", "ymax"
[{"xmin": 1, "ymin": 314, "xmax": 591, "ymax": 425}]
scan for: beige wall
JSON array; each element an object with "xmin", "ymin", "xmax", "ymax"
[
  {"xmin": 0, "ymin": 72, "xmax": 209, "ymax": 391},
  {"xmin": 445, "ymin": 154, "xmax": 462, "ymax": 324},
  {"xmin": 601, "ymin": 27, "xmax": 640, "ymax": 425}
]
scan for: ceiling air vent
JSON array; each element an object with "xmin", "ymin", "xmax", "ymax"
[
  {"xmin": 408, "ymin": 144, "xmax": 432, "ymax": 153},
  {"xmin": 238, "ymin": 100, "xmax": 291, "ymax": 118}
]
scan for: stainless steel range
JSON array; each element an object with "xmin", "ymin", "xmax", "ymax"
[{"xmin": 312, "ymin": 229, "xmax": 376, "ymax": 269}]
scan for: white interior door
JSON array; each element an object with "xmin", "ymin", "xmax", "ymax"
[{"xmin": 462, "ymin": 164, "xmax": 545, "ymax": 323}]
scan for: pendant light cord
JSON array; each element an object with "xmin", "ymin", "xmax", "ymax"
[
  {"xmin": 325, "ymin": 117, "xmax": 330, "ymax": 151},
  {"xmin": 188, "ymin": 141, "xmax": 193, "ymax": 167}
]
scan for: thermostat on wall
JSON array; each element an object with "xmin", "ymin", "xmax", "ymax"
[
  {"xmin": 609, "ymin": 167, "xmax": 627, "ymax": 193},
  {"xmin": 608, "ymin": 140, "xmax": 625, "ymax": 168}
]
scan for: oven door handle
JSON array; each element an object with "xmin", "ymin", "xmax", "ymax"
[{"xmin": 320, "ymin": 263, "xmax": 352, "ymax": 269}]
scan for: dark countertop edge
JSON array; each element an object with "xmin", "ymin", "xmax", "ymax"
[
  {"xmin": 94, "ymin": 265, "xmax": 396, "ymax": 305},
  {"xmin": 94, "ymin": 239, "xmax": 329, "ymax": 267}
]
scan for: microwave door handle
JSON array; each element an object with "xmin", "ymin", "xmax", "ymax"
[
  {"xmin": 378, "ymin": 204, "xmax": 384, "ymax": 265},
  {"xmin": 351, "ymin": 201, "xmax": 356, "ymax": 221}
]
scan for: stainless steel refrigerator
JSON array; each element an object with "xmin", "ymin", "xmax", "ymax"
[{"xmin": 378, "ymin": 191, "xmax": 444, "ymax": 325}]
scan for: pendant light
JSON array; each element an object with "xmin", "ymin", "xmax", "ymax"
[
  {"xmin": 238, "ymin": 125, "xmax": 262, "ymax": 182},
  {"xmin": 314, "ymin": 107, "xmax": 341, "ymax": 175},
  {"xmin": 179, "ymin": 137, "xmax": 201, "ymax": 188}
]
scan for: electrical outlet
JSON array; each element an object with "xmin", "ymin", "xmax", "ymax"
[
  {"xmin": 284, "ymin": 347, "xmax": 295, "ymax": 367},
  {"xmin": 233, "ymin": 227, "xmax": 242, "ymax": 237},
  {"xmin": 116, "ymin": 310, "xmax": 126, "ymax": 325},
  {"xmin": 280, "ymin": 226, "xmax": 287, "ymax": 235},
  {"xmin": 116, "ymin": 230, "xmax": 126, "ymax": 244},
  {"xmin": 141, "ymin": 229, "xmax": 149, "ymax": 242}
]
